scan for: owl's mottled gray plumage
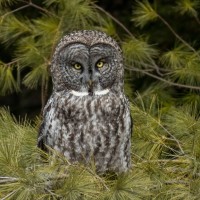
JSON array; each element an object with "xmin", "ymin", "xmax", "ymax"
[{"xmin": 38, "ymin": 30, "xmax": 132, "ymax": 173}]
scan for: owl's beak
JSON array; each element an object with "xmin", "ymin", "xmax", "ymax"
[
  {"xmin": 87, "ymin": 80, "xmax": 93, "ymax": 95},
  {"xmin": 88, "ymin": 80, "xmax": 93, "ymax": 87}
]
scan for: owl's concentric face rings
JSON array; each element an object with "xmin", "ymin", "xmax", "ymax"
[
  {"xmin": 58, "ymin": 42, "xmax": 119, "ymax": 93},
  {"xmin": 51, "ymin": 30, "xmax": 124, "ymax": 94}
]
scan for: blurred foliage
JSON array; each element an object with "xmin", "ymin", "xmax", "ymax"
[
  {"xmin": 0, "ymin": 0, "xmax": 200, "ymax": 112},
  {"xmin": 0, "ymin": 0, "xmax": 200, "ymax": 199}
]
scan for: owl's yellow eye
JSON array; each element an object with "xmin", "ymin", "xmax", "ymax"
[
  {"xmin": 96, "ymin": 60, "xmax": 105, "ymax": 68},
  {"xmin": 73, "ymin": 63, "xmax": 82, "ymax": 70}
]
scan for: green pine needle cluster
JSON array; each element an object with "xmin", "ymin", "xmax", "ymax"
[
  {"xmin": 132, "ymin": 0, "xmax": 158, "ymax": 28},
  {"xmin": 175, "ymin": 0, "xmax": 200, "ymax": 17},
  {"xmin": 123, "ymin": 37, "xmax": 158, "ymax": 70},
  {"xmin": 0, "ymin": 97, "xmax": 200, "ymax": 199}
]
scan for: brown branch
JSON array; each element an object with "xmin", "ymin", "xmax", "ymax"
[
  {"xmin": 126, "ymin": 66, "xmax": 200, "ymax": 90},
  {"xmin": 157, "ymin": 122, "xmax": 185, "ymax": 155},
  {"xmin": 1, "ymin": 190, "xmax": 18, "ymax": 200},
  {"xmin": 93, "ymin": 4, "xmax": 135, "ymax": 38},
  {"xmin": 158, "ymin": 14, "xmax": 200, "ymax": 58},
  {"xmin": 131, "ymin": 104, "xmax": 184, "ymax": 155},
  {"xmin": 164, "ymin": 180, "xmax": 189, "ymax": 186},
  {"xmin": 129, "ymin": 59, "xmax": 166, "ymax": 76},
  {"xmin": 0, "ymin": 4, "xmax": 30, "ymax": 21},
  {"xmin": 139, "ymin": 159, "xmax": 190, "ymax": 164},
  {"xmin": 2, "ymin": 60, "xmax": 19, "ymax": 67},
  {"xmin": 0, "ymin": 0, "xmax": 57, "ymax": 21},
  {"xmin": 29, "ymin": 1, "xmax": 58, "ymax": 17}
]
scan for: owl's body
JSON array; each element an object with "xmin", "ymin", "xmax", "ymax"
[{"xmin": 38, "ymin": 30, "xmax": 132, "ymax": 172}]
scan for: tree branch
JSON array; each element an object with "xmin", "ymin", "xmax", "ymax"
[
  {"xmin": 93, "ymin": 4, "xmax": 135, "ymax": 38},
  {"xmin": 126, "ymin": 66, "xmax": 200, "ymax": 90},
  {"xmin": 158, "ymin": 14, "xmax": 200, "ymax": 58},
  {"xmin": 0, "ymin": 0, "xmax": 57, "ymax": 21},
  {"xmin": 0, "ymin": 4, "xmax": 30, "ymax": 21},
  {"xmin": 1, "ymin": 190, "xmax": 18, "ymax": 200},
  {"xmin": 28, "ymin": 1, "xmax": 58, "ymax": 17}
]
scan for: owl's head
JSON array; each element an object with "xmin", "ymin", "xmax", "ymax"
[{"xmin": 51, "ymin": 30, "xmax": 124, "ymax": 96}]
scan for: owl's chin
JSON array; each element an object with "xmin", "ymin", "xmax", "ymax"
[{"xmin": 70, "ymin": 89, "xmax": 109, "ymax": 97}]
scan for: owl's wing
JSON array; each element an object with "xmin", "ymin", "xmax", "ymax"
[
  {"xmin": 37, "ymin": 98, "xmax": 53, "ymax": 152},
  {"xmin": 124, "ymin": 96, "xmax": 133, "ymax": 135},
  {"xmin": 37, "ymin": 122, "xmax": 47, "ymax": 151},
  {"xmin": 129, "ymin": 102, "xmax": 133, "ymax": 136}
]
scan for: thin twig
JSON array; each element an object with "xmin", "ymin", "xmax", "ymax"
[
  {"xmin": 1, "ymin": 190, "xmax": 18, "ymax": 200},
  {"xmin": 86, "ymin": 167, "xmax": 110, "ymax": 191},
  {"xmin": 1, "ymin": 59, "xmax": 20, "ymax": 67},
  {"xmin": 158, "ymin": 14, "xmax": 200, "ymax": 59},
  {"xmin": 93, "ymin": 4, "xmax": 135, "ymax": 38},
  {"xmin": 126, "ymin": 66, "xmax": 200, "ymax": 90},
  {"xmin": 131, "ymin": 105, "xmax": 184, "ymax": 155},
  {"xmin": 44, "ymin": 188, "xmax": 61, "ymax": 197},
  {"xmin": 0, "ymin": 0, "xmax": 58, "ymax": 21},
  {"xmin": 0, "ymin": 4, "xmax": 30, "ymax": 21},
  {"xmin": 127, "ymin": 59, "xmax": 166, "ymax": 76},
  {"xmin": 29, "ymin": 1, "xmax": 58, "ymax": 17},
  {"xmin": 153, "ymin": 140, "xmax": 183, "ymax": 155},
  {"xmin": 139, "ymin": 159, "xmax": 190, "ymax": 164},
  {"xmin": 164, "ymin": 180, "xmax": 188, "ymax": 185},
  {"xmin": 154, "ymin": 123, "xmax": 185, "ymax": 155}
]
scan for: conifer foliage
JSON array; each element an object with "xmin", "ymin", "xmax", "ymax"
[{"xmin": 0, "ymin": 0, "xmax": 200, "ymax": 199}]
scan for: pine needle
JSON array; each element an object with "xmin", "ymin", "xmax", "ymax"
[{"xmin": 132, "ymin": 0, "xmax": 158, "ymax": 28}]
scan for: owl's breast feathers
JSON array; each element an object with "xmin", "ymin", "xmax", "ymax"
[{"xmin": 38, "ymin": 91, "xmax": 132, "ymax": 172}]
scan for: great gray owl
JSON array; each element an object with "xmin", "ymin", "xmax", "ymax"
[{"xmin": 38, "ymin": 30, "xmax": 132, "ymax": 173}]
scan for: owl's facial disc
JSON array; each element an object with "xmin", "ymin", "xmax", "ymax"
[{"xmin": 60, "ymin": 43, "xmax": 118, "ymax": 95}]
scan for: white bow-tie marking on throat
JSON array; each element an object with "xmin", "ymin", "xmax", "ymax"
[{"xmin": 71, "ymin": 89, "xmax": 110, "ymax": 97}]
